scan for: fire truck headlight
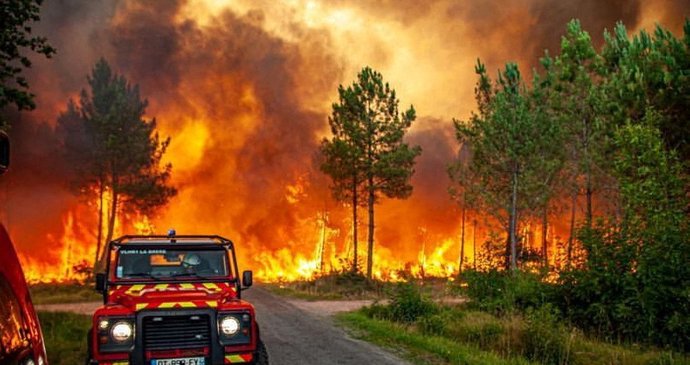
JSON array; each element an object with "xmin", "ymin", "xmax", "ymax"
[
  {"xmin": 111, "ymin": 321, "xmax": 133, "ymax": 342},
  {"xmin": 220, "ymin": 316, "xmax": 240, "ymax": 336}
]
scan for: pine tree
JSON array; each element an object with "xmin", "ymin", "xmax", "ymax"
[
  {"xmin": 455, "ymin": 61, "xmax": 563, "ymax": 271},
  {"xmin": 57, "ymin": 59, "xmax": 176, "ymax": 267},
  {"xmin": 321, "ymin": 67, "xmax": 421, "ymax": 278}
]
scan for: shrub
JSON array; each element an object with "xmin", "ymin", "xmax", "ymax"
[
  {"xmin": 524, "ymin": 304, "xmax": 573, "ymax": 365},
  {"xmin": 362, "ymin": 302, "xmax": 392, "ymax": 320},
  {"xmin": 462, "ymin": 269, "xmax": 552, "ymax": 314},
  {"xmin": 388, "ymin": 282, "xmax": 438, "ymax": 323},
  {"xmin": 417, "ymin": 312, "xmax": 448, "ymax": 335},
  {"xmin": 445, "ymin": 310, "xmax": 505, "ymax": 350}
]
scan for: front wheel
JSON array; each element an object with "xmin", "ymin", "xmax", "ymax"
[
  {"xmin": 252, "ymin": 339, "xmax": 269, "ymax": 365},
  {"xmin": 85, "ymin": 328, "xmax": 93, "ymax": 365}
]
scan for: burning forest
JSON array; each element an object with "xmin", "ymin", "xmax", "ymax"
[{"xmin": 1, "ymin": 0, "xmax": 689, "ymax": 284}]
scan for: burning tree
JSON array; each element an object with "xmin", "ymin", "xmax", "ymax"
[
  {"xmin": 57, "ymin": 59, "xmax": 176, "ymax": 267},
  {"xmin": 320, "ymin": 66, "xmax": 421, "ymax": 278}
]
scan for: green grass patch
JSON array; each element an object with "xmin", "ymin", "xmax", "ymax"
[
  {"xmin": 336, "ymin": 311, "xmax": 534, "ymax": 365},
  {"xmin": 38, "ymin": 311, "xmax": 90, "ymax": 365},
  {"xmin": 263, "ymin": 273, "xmax": 455, "ymax": 301},
  {"xmin": 262, "ymin": 272, "xmax": 395, "ymax": 300},
  {"xmin": 30, "ymin": 283, "xmax": 101, "ymax": 304},
  {"xmin": 339, "ymin": 304, "xmax": 690, "ymax": 365}
]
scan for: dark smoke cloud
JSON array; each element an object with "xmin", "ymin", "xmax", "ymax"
[
  {"xmin": 102, "ymin": 2, "xmax": 344, "ymax": 257},
  {"xmin": 441, "ymin": 0, "xmax": 643, "ymax": 75}
]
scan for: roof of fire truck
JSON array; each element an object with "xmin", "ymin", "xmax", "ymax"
[{"xmin": 109, "ymin": 231, "xmax": 234, "ymax": 248}]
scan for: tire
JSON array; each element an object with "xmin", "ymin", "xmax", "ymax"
[
  {"xmin": 252, "ymin": 339, "xmax": 269, "ymax": 365},
  {"xmin": 85, "ymin": 328, "xmax": 93, "ymax": 365}
]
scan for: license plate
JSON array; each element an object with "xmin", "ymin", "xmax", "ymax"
[{"xmin": 151, "ymin": 357, "xmax": 205, "ymax": 365}]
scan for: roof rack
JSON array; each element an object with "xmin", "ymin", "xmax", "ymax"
[{"xmin": 110, "ymin": 235, "xmax": 233, "ymax": 245}]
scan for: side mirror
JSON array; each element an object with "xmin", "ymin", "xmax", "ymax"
[
  {"xmin": 0, "ymin": 132, "xmax": 9, "ymax": 175},
  {"xmin": 242, "ymin": 270, "xmax": 253, "ymax": 288},
  {"xmin": 95, "ymin": 273, "xmax": 106, "ymax": 293}
]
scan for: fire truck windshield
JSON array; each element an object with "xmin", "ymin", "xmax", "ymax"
[{"xmin": 114, "ymin": 247, "xmax": 232, "ymax": 280}]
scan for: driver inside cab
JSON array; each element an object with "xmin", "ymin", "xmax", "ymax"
[{"xmin": 182, "ymin": 253, "xmax": 210, "ymax": 273}]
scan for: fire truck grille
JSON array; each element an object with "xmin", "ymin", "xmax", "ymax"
[{"xmin": 142, "ymin": 314, "xmax": 211, "ymax": 350}]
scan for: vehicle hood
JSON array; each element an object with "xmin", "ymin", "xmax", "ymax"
[{"xmin": 107, "ymin": 282, "xmax": 238, "ymax": 311}]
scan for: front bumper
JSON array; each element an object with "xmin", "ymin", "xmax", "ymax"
[
  {"xmin": 92, "ymin": 308, "xmax": 255, "ymax": 365},
  {"xmin": 90, "ymin": 353, "xmax": 253, "ymax": 365}
]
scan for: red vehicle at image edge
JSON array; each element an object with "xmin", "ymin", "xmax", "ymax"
[
  {"xmin": 0, "ymin": 132, "xmax": 49, "ymax": 365},
  {"xmin": 86, "ymin": 233, "xmax": 269, "ymax": 365}
]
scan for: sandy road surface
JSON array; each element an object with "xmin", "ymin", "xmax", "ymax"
[{"xmin": 36, "ymin": 288, "xmax": 409, "ymax": 365}]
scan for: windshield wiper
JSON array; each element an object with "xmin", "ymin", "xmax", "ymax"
[{"xmin": 127, "ymin": 273, "xmax": 161, "ymax": 280}]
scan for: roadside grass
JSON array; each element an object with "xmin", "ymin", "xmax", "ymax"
[
  {"xmin": 30, "ymin": 282, "xmax": 101, "ymax": 304},
  {"xmin": 336, "ymin": 311, "xmax": 534, "ymax": 365},
  {"xmin": 336, "ymin": 282, "xmax": 689, "ymax": 365},
  {"xmin": 338, "ymin": 306, "xmax": 690, "ymax": 365},
  {"xmin": 38, "ymin": 311, "xmax": 90, "ymax": 365},
  {"xmin": 262, "ymin": 272, "xmax": 454, "ymax": 301},
  {"xmin": 262, "ymin": 272, "xmax": 393, "ymax": 300}
]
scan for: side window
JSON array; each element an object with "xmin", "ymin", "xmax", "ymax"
[{"xmin": 0, "ymin": 274, "xmax": 28, "ymax": 358}]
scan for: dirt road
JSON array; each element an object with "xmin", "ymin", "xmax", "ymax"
[
  {"xmin": 244, "ymin": 287, "xmax": 408, "ymax": 365},
  {"xmin": 36, "ymin": 287, "xmax": 409, "ymax": 365}
]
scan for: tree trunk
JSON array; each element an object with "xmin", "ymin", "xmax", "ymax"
[
  {"xmin": 586, "ymin": 172, "xmax": 593, "ymax": 227},
  {"xmin": 459, "ymin": 194, "xmax": 466, "ymax": 274},
  {"xmin": 366, "ymin": 177, "xmax": 375, "ymax": 279},
  {"xmin": 352, "ymin": 178, "xmax": 358, "ymax": 273},
  {"xmin": 105, "ymin": 187, "xmax": 119, "ymax": 246},
  {"xmin": 94, "ymin": 181, "xmax": 104, "ymax": 268},
  {"xmin": 508, "ymin": 168, "xmax": 519, "ymax": 272},
  {"xmin": 318, "ymin": 211, "xmax": 326, "ymax": 273},
  {"xmin": 567, "ymin": 189, "xmax": 577, "ymax": 270},
  {"xmin": 542, "ymin": 205, "xmax": 548, "ymax": 270},
  {"xmin": 472, "ymin": 219, "xmax": 477, "ymax": 270},
  {"xmin": 583, "ymin": 116, "xmax": 593, "ymax": 228}
]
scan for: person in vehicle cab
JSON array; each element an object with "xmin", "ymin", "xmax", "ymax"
[{"xmin": 182, "ymin": 253, "xmax": 211, "ymax": 274}]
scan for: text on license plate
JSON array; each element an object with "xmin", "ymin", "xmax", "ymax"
[{"xmin": 151, "ymin": 357, "xmax": 205, "ymax": 365}]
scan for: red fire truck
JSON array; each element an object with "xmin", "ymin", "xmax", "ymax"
[
  {"xmin": 0, "ymin": 132, "xmax": 49, "ymax": 365},
  {"xmin": 86, "ymin": 234, "xmax": 268, "ymax": 365}
]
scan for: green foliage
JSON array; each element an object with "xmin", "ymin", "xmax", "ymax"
[
  {"xmin": 0, "ymin": 0, "xmax": 56, "ymax": 120},
  {"xmin": 417, "ymin": 311, "xmax": 449, "ymax": 336},
  {"xmin": 524, "ymin": 305, "xmax": 573, "ymax": 365},
  {"xmin": 361, "ymin": 302, "xmax": 392, "ymax": 320},
  {"xmin": 342, "ymin": 306, "xmax": 688, "ymax": 365},
  {"xmin": 443, "ymin": 310, "xmax": 506, "ymax": 350},
  {"xmin": 462, "ymin": 269, "xmax": 553, "ymax": 315},
  {"xmin": 388, "ymin": 282, "xmax": 438, "ymax": 323},
  {"xmin": 320, "ymin": 66, "xmax": 421, "ymax": 277},
  {"xmin": 57, "ymin": 59, "xmax": 177, "ymax": 263},
  {"xmin": 602, "ymin": 20, "xmax": 690, "ymax": 163},
  {"xmin": 30, "ymin": 283, "xmax": 101, "ymax": 304},
  {"xmin": 453, "ymin": 18, "xmax": 690, "ymax": 352},
  {"xmin": 559, "ymin": 118, "xmax": 690, "ymax": 350},
  {"xmin": 453, "ymin": 59, "xmax": 565, "ymax": 270},
  {"xmin": 338, "ymin": 311, "xmax": 535, "ymax": 365},
  {"xmin": 265, "ymin": 271, "xmax": 389, "ymax": 300},
  {"xmin": 38, "ymin": 311, "xmax": 91, "ymax": 365}
]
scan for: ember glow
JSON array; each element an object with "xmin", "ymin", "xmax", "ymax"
[{"xmin": 1, "ymin": 1, "xmax": 687, "ymax": 283}]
